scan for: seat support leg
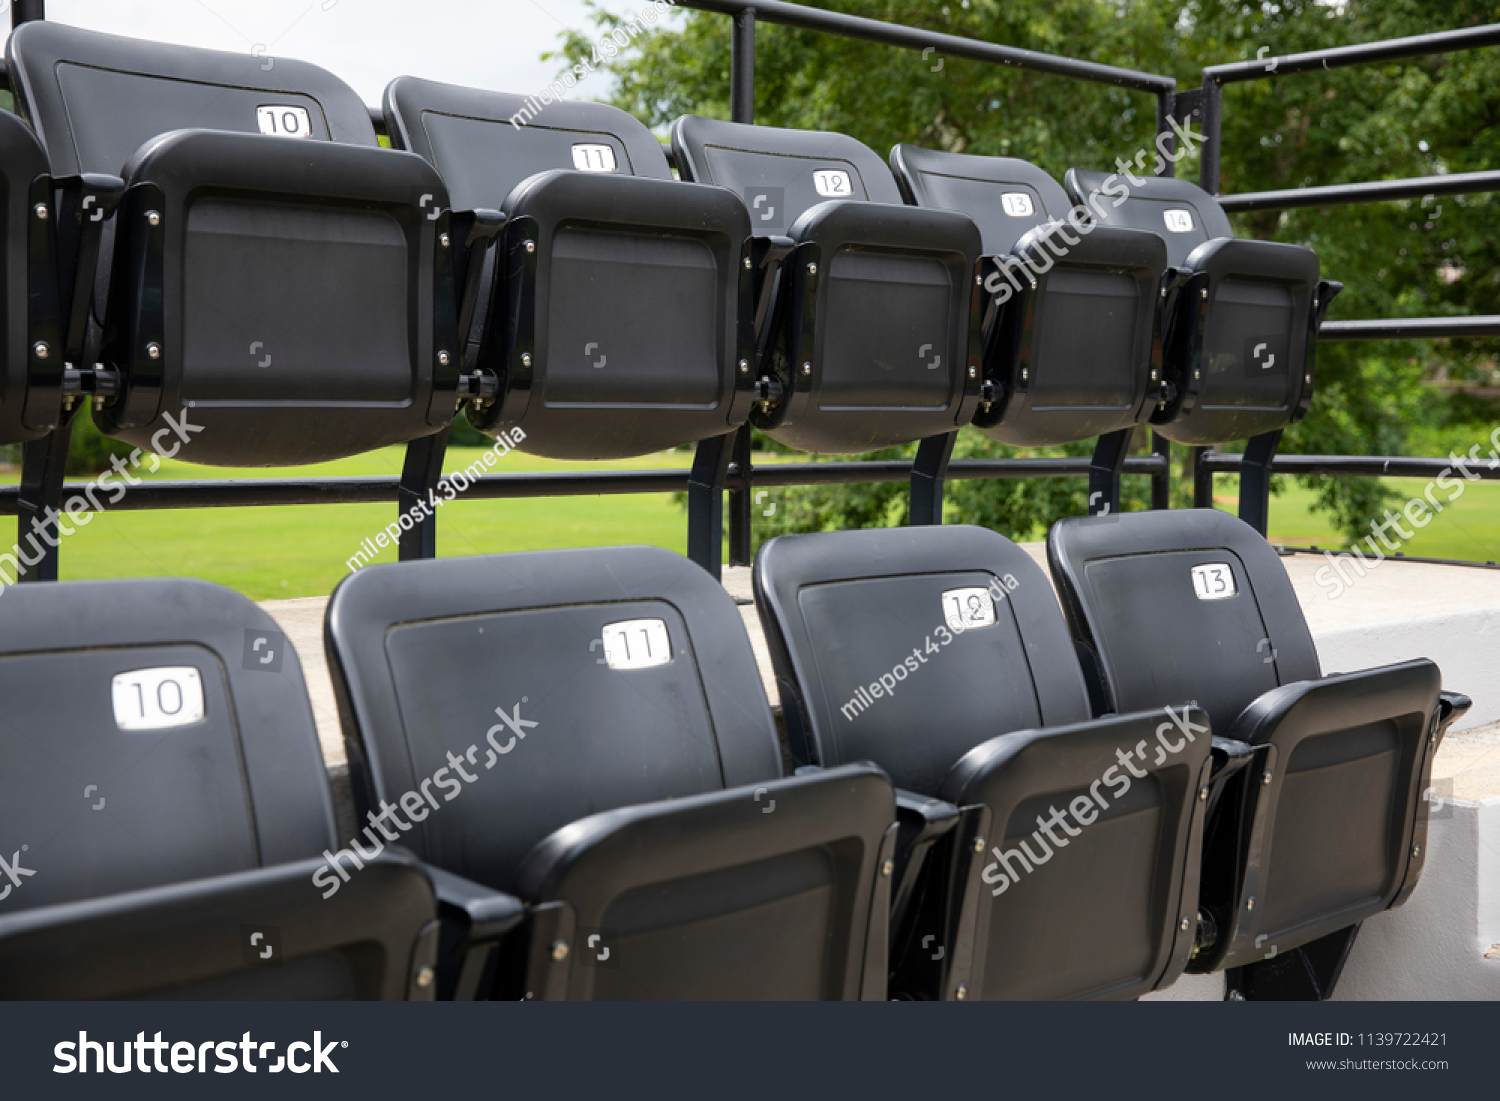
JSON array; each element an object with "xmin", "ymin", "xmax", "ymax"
[
  {"xmin": 687, "ymin": 430, "xmax": 735, "ymax": 578},
  {"xmin": 1088, "ymin": 427, "xmax": 1133, "ymax": 516},
  {"xmin": 1237, "ymin": 428, "xmax": 1283, "ymax": 537},
  {"xmin": 398, "ymin": 425, "xmax": 450, "ymax": 562},
  {"xmin": 1228, "ymin": 923, "xmax": 1360, "ymax": 1001},
  {"xmin": 1150, "ymin": 429, "xmax": 1171, "ymax": 510},
  {"xmin": 1192, "ymin": 445, "xmax": 1213, "ymax": 508},
  {"xmin": 909, "ymin": 431, "xmax": 957, "ymax": 526},
  {"xmin": 16, "ymin": 422, "xmax": 73, "ymax": 583},
  {"xmin": 725, "ymin": 424, "xmax": 754, "ymax": 567}
]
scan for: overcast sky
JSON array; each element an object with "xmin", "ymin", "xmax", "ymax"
[{"xmin": 22, "ymin": 0, "xmax": 671, "ymax": 106}]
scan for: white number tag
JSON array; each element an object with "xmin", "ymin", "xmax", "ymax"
[
  {"xmin": 1163, "ymin": 209, "xmax": 1195, "ymax": 233},
  {"xmin": 601, "ymin": 618, "xmax": 672, "ymax": 670},
  {"xmin": 1000, "ymin": 192, "xmax": 1035, "ymax": 217},
  {"xmin": 941, "ymin": 587, "xmax": 997, "ymax": 631},
  {"xmin": 813, "ymin": 170, "xmax": 852, "ymax": 197},
  {"xmin": 572, "ymin": 144, "xmax": 617, "ymax": 172},
  {"xmin": 112, "ymin": 667, "xmax": 205, "ymax": 730},
  {"xmin": 1190, "ymin": 563, "xmax": 1237, "ymax": 600},
  {"xmin": 256, "ymin": 105, "xmax": 313, "ymax": 138}
]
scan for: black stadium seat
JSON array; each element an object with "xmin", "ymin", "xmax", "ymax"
[
  {"xmin": 1047, "ymin": 509, "xmax": 1470, "ymax": 998},
  {"xmin": 8, "ymin": 21, "xmax": 462, "ymax": 468},
  {"xmin": 754, "ymin": 525, "xmax": 1210, "ymax": 1000},
  {"xmin": 325, "ymin": 545, "xmax": 897, "ymax": 1000},
  {"xmin": 0, "ymin": 109, "xmax": 63, "ymax": 448},
  {"xmin": 383, "ymin": 79, "xmax": 756, "ymax": 462},
  {"xmin": 890, "ymin": 144, "xmax": 1169, "ymax": 512},
  {"xmin": 671, "ymin": 117, "xmax": 983, "ymax": 458},
  {"xmin": 0, "ymin": 578, "xmax": 447, "ymax": 999},
  {"xmin": 1062, "ymin": 169, "xmax": 1341, "ymax": 530}
]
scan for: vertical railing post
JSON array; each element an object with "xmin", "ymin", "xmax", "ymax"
[
  {"xmin": 1155, "ymin": 89, "xmax": 1176, "ymax": 178},
  {"xmin": 1150, "ymin": 430, "xmax": 1171, "ymax": 510},
  {"xmin": 12, "ymin": 0, "xmax": 45, "ymax": 28},
  {"xmin": 1200, "ymin": 78, "xmax": 1223, "ymax": 194},
  {"xmin": 731, "ymin": 8, "xmax": 756, "ymax": 124},
  {"xmin": 1192, "ymin": 446, "xmax": 1214, "ymax": 509},
  {"xmin": 722, "ymin": 6, "xmax": 758, "ymax": 568}
]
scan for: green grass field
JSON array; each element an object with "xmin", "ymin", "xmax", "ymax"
[{"xmin": 2, "ymin": 449, "xmax": 1496, "ymax": 600}]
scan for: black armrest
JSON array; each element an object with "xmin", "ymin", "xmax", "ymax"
[
  {"xmin": 891, "ymin": 788, "xmax": 961, "ymax": 938},
  {"xmin": 52, "ymin": 172, "xmax": 124, "ymax": 368},
  {"xmin": 1437, "ymin": 690, "xmax": 1472, "ymax": 738},
  {"xmin": 426, "ymin": 864, "xmax": 524, "ymax": 1000},
  {"xmin": 1206, "ymin": 733, "xmax": 1256, "ymax": 822},
  {"xmin": 449, "ymin": 207, "xmax": 506, "ymax": 364}
]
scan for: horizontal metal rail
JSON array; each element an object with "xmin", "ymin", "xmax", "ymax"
[
  {"xmin": 1203, "ymin": 22, "xmax": 1500, "ymax": 85},
  {"xmin": 0, "ymin": 455, "xmax": 1169, "ymax": 515},
  {"xmin": 1197, "ymin": 452, "xmax": 1500, "ymax": 480},
  {"xmin": 1319, "ymin": 316, "xmax": 1500, "ymax": 341},
  {"xmin": 675, "ymin": 0, "xmax": 1174, "ymax": 92},
  {"xmin": 1218, "ymin": 169, "xmax": 1500, "ymax": 213},
  {"xmin": 1276, "ymin": 545, "xmax": 1500, "ymax": 569}
]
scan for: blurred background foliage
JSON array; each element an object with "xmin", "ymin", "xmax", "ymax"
[{"xmin": 559, "ymin": 0, "xmax": 1500, "ymax": 547}]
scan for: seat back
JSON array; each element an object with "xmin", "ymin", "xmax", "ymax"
[
  {"xmin": 891, "ymin": 145, "xmax": 1167, "ymax": 446},
  {"xmin": 0, "ymin": 578, "xmax": 434, "ymax": 998},
  {"xmin": 673, "ymin": 117, "xmax": 982, "ymax": 453},
  {"xmin": 383, "ymin": 81, "xmax": 754, "ymax": 460},
  {"xmin": 754, "ymin": 525, "xmax": 1092, "ymax": 793},
  {"xmin": 1065, "ymin": 169, "xmax": 1323, "ymax": 445},
  {"xmin": 327, "ymin": 546, "xmax": 896, "ymax": 999},
  {"xmin": 1046, "ymin": 509, "xmax": 1321, "ymax": 740},
  {"xmin": 0, "ymin": 109, "xmax": 62, "ymax": 445},
  {"xmin": 8, "ymin": 22, "xmax": 456, "ymax": 465},
  {"xmin": 890, "ymin": 144, "xmax": 1074, "ymax": 256}
]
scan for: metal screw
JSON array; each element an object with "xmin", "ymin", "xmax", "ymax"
[
  {"xmin": 146, "ymin": 210, "xmax": 161, "ymax": 226},
  {"xmin": 439, "ymin": 232, "xmax": 450, "ymax": 247},
  {"xmin": 550, "ymin": 940, "xmax": 569, "ymax": 961},
  {"xmin": 521, "ymin": 353, "xmax": 533, "ymax": 367},
  {"xmin": 1199, "ymin": 786, "xmax": 1209, "ymax": 802},
  {"xmin": 1304, "ymin": 373, "xmax": 1312, "ymax": 384},
  {"xmin": 801, "ymin": 361, "xmax": 812, "ymax": 377},
  {"xmin": 743, "ymin": 256, "xmax": 752, "ymax": 269},
  {"xmin": 955, "ymin": 984, "xmax": 968, "ymax": 1000},
  {"xmin": 1228, "ymin": 990, "xmax": 1246, "ymax": 1001},
  {"xmin": 972, "ymin": 836, "xmax": 985, "ymax": 853},
  {"xmin": 1159, "ymin": 285, "xmax": 1166, "ymax": 298},
  {"xmin": 1180, "ymin": 916, "xmax": 1191, "ymax": 932},
  {"xmin": 1200, "ymin": 287, "xmax": 1208, "ymax": 300},
  {"xmin": 146, "ymin": 342, "xmax": 162, "ymax": 360},
  {"xmin": 524, "ymin": 240, "xmax": 535, "ymax": 253},
  {"xmin": 806, "ymin": 262, "xmax": 817, "ymax": 276},
  {"xmin": 1412, "ymin": 844, "xmax": 1421, "ymax": 858},
  {"xmin": 32, "ymin": 342, "xmax": 49, "ymax": 360},
  {"xmin": 1020, "ymin": 367, "xmax": 1029, "ymax": 383},
  {"xmin": 1193, "ymin": 369, "xmax": 1201, "ymax": 381},
  {"xmin": 1246, "ymin": 897, "xmax": 1255, "ymax": 911},
  {"xmin": 437, "ymin": 350, "xmax": 450, "ymax": 366},
  {"xmin": 967, "ymin": 366, "xmax": 977, "ymax": 379},
  {"xmin": 1150, "ymin": 368, "xmax": 1159, "ymax": 381},
  {"xmin": 1262, "ymin": 770, "xmax": 1272, "ymax": 785},
  {"xmin": 33, "ymin": 203, "xmax": 47, "ymax": 220},
  {"xmin": 975, "ymin": 273, "xmax": 983, "ymax": 286},
  {"xmin": 415, "ymin": 966, "xmax": 435, "ymax": 988},
  {"xmin": 738, "ymin": 359, "xmax": 749, "ymax": 374},
  {"xmin": 881, "ymin": 858, "xmax": 894, "ymax": 877}
]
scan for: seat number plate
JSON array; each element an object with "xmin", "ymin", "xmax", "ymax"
[
  {"xmin": 256, "ymin": 105, "xmax": 313, "ymax": 138},
  {"xmin": 600, "ymin": 618, "xmax": 672, "ymax": 670},
  {"xmin": 1163, "ymin": 208, "xmax": 1195, "ymax": 233},
  {"xmin": 572, "ymin": 144, "xmax": 617, "ymax": 172},
  {"xmin": 941, "ymin": 587, "xmax": 997, "ymax": 630},
  {"xmin": 813, "ymin": 170, "xmax": 852, "ymax": 197},
  {"xmin": 1001, "ymin": 192, "xmax": 1035, "ymax": 217},
  {"xmin": 112, "ymin": 667, "xmax": 205, "ymax": 729},
  {"xmin": 1190, "ymin": 563, "xmax": 1237, "ymax": 600}
]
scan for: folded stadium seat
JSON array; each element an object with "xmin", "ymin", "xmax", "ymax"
[
  {"xmin": 0, "ymin": 578, "xmax": 465, "ymax": 999},
  {"xmin": 754, "ymin": 524, "xmax": 1212, "ymax": 1000},
  {"xmin": 1047, "ymin": 509, "xmax": 1471, "ymax": 999},
  {"xmin": 325, "ymin": 545, "xmax": 897, "ymax": 1000},
  {"xmin": 1062, "ymin": 169, "xmax": 1341, "ymax": 532},
  {"xmin": 670, "ymin": 117, "xmax": 983, "ymax": 525},
  {"xmin": 6, "ymin": 22, "xmax": 473, "ymax": 571},
  {"xmin": 383, "ymin": 80, "xmax": 757, "ymax": 573},
  {"xmin": 889, "ymin": 145, "xmax": 1170, "ymax": 514}
]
